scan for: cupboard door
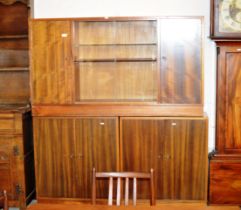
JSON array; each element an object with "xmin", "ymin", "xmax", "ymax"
[
  {"xmin": 121, "ymin": 118, "xmax": 207, "ymax": 200},
  {"xmin": 217, "ymin": 47, "xmax": 241, "ymax": 153},
  {"xmin": 160, "ymin": 18, "xmax": 202, "ymax": 104},
  {"xmin": 75, "ymin": 118, "xmax": 118, "ymax": 199},
  {"xmin": 34, "ymin": 118, "xmax": 76, "ymax": 198},
  {"xmin": 161, "ymin": 119, "xmax": 207, "ymax": 200},
  {"xmin": 30, "ymin": 20, "xmax": 74, "ymax": 104}
]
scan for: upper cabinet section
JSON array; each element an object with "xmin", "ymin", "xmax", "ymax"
[{"xmin": 30, "ymin": 17, "xmax": 204, "ymax": 116}]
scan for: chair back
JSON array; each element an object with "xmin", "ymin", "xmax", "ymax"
[{"xmin": 92, "ymin": 168, "xmax": 155, "ymax": 206}]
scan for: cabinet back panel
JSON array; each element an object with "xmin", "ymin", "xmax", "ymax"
[
  {"xmin": 160, "ymin": 19, "xmax": 202, "ymax": 104},
  {"xmin": 226, "ymin": 53, "xmax": 241, "ymax": 149},
  {"xmin": 0, "ymin": 49, "xmax": 28, "ymax": 67},
  {"xmin": 75, "ymin": 62, "xmax": 157, "ymax": 101},
  {"xmin": 0, "ymin": 2, "xmax": 28, "ymax": 36},
  {"xmin": 0, "ymin": 71, "xmax": 29, "ymax": 104},
  {"xmin": 75, "ymin": 21, "xmax": 157, "ymax": 45}
]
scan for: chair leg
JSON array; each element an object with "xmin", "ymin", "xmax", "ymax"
[
  {"xmin": 92, "ymin": 168, "xmax": 96, "ymax": 205},
  {"xmin": 150, "ymin": 169, "xmax": 155, "ymax": 205},
  {"xmin": 3, "ymin": 190, "xmax": 8, "ymax": 210}
]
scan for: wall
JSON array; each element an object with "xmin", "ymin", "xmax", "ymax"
[{"xmin": 32, "ymin": 0, "xmax": 217, "ymax": 151}]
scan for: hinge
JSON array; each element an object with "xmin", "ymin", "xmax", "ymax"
[
  {"xmin": 217, "ymin": 47, "xmax": 220, "ymax": 55},
  {"xmin": 13, "ymin": 145, "xmax": 20, "ymax": 156},
  {"xmin": 15, "ymin": 184, "xmax": 22, "ymax": 195}
]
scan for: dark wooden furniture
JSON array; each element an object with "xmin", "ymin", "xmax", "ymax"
[
  {"xmin": 92, "ymin": 168, "xmax": 155, "ymax": 206},
  {"xmin": 0, "ymin": 106, "xmax": 35, "ymax": 209},
  {"xmin": 208, "ymin": 42, "xmax": 241, "ymax": 205},
  {"xmin": 0, "ymin": 190, "xmax": 8, "ymax": 210},
  {"xmin": 0, "ymin": 0, "xmax": 35, "ymax": 209},
  {"xmin": 30, "ymin": 17, "xmax": 208, "ymax": 203}
]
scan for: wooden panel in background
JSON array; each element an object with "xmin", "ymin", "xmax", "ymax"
[
  {"xmin": 30, "ymin": 21, "xmax": 74, "ymax": 104},
  {"xmin": 0, "ymin": 2, "xmax": 28, "ymax": 36},
  {"xmin": 121, "ymin": 117, "xmax": 208, "ymax": 200},
  {"xmin": 75, "ymin": 21, "xmax": 157, "ymax": 45},
  {"xmin": 160, "ymin": 18, "xmax": 202, "ymax": 104},
  {"xmin": 0, "ymin": 71, "xmax": 29, "ymax": 104},
  {"xmin": 226, "ymin": 53, "xmax": 241, "ymax": 150}
]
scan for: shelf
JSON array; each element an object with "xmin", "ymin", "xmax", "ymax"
[
  {"xmin": 0, "ymin": 35, "xmax": 28, "ymax": 40},
  {"xmin": 74, "ymin": 58, "xmax": 157, "ymax": 62},
  {"xmin": 75, "ymin": 43, "xmax": 157, "ymax": 46},
  {"xmin": 0, "ymin": 67, "xmax": 29, "ymax": 72}
]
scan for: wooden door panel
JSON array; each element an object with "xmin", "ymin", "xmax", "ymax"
[
  {"xmin": 30, "ymin": 20, "xmax": 74, "ymax": 104},
  {"xmin": 161, "ymin": 119, "xmax": 207, "ymax": 200},
  {"xmin": 160, "ymin": 18, "xmax": 202, "ymax": 104},
  {"xmin": 75, "ymin": 118, "xmax": 118, "ymax": 199},
  {"xmin": 121, "ymin": 119, "xmax": 163, "ymax": 199},
  {"xmin": 226, "ymin": 53, "xmax": 241, "ymax": 150},
  {"xmin": 34, "ymin": 118, "xmax": 76, "ymax": 198}
]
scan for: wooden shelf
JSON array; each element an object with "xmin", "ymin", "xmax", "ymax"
[
  {"xmin": 0, "ymin": 34, "xmax": 28, "ymax": 40},
  {"xmin": 74, "ymin": 58, "xmax": 157, "ymax": 62},
  {"xmin": 0, "ymin": 67, "xmax": 29, "ymax": 72}
]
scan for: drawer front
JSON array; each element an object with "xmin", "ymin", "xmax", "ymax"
[
  {"xmin": 0, "ymin": 118, "xmax": 14, "ymax": 131},
  {"xmin": 209, "ymin": 161, "xmax": 241, "ymax": 205}
]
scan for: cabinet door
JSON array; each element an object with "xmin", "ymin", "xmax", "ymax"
[
  {"xmin": 75, "ymin": 118, "xmax": 118, "ymax": 198},
  {"xmin": 121, "ymin": 117, "xmax": 207, "ymax": 200},
  {"xmin": 217, "ymin": 46, "xmax": 241, "ymax": 153},
  {"xmin": 34, "ymin": 117, "xmax": 118, "ymax": 199},
  {"xmin": 30, "ymin": 20, "xmax": 74, "ymax": 104},
  {"xmin": 160, "ymin": 18, "xmax": 202, "ymax": 104},
  {"xmin": 34, "ymin": 118, "xmax": 76, "ymax": 198}
]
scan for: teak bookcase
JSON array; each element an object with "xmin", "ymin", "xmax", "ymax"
[
  {"xmin": 30, "ymin": 17, "xmax": 208, "ymax": 203},
  {"xmin": 0, "ymin": 0, "xmax": 35, "ymax": 209}
]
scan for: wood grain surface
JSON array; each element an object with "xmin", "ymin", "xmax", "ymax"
[
  {"xmin": 30, "ymin": 20, "xmax": 74, "ymax": 104},
  {"xmin": 34, "ymin": 117, "xmax": 118, "ymax": 199}
]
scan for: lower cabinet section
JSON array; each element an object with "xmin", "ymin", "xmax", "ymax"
[
  {"xmin": 34, "ymin": 116, "xmax": 208, "ymax": 202},
  {"xmin": 209, "ymin": 158, "xmax": 241, "ymax": 205}
]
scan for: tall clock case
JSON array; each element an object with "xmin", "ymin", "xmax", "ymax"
[{"xmin": 211, "ymin": 0, "xmax": 241, "ymax": 39}]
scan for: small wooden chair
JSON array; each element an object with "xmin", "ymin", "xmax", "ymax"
[
  {"xmin": 92, "ymin": 168, "xmax": 155, "ymax": 206},
  {"xmin": 0, "ymin": 190, "xmax": 8, "ymax": 210}
]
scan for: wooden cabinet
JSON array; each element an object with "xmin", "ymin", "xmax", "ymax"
[
  {"xmin": 0, "ymin": 1, "xmax": 35, "ymax": 209},
  {"xmin": 34, "ymin": 117, "xmax": 118, "ymax": 200},
  {"xmin": 30, "ymin": 16, "xmax": 208, "ymax": 204},
  {"xmin": 121, "ymin": 117, "xmax": 208, "ymax": 200},
  {"xmin": 209, "ymin": 43, "xmax": 241, "ymax": 205},
  {"xmin": 0, "ymin": 107, "xmax": 35, "ymax": 209}
]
